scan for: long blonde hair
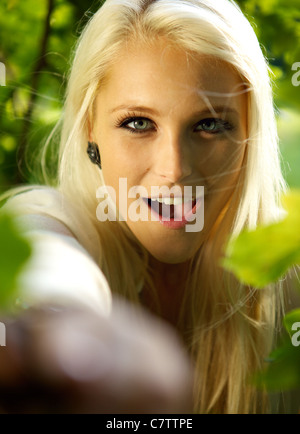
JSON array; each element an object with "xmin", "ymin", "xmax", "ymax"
[{"xmin": 34, "ymin": 0, "xmax": 287, "ymax": 413}]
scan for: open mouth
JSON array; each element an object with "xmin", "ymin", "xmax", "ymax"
[{"xmin": 143, "ymin": 196, "xmax": 199, "ymax": 222}]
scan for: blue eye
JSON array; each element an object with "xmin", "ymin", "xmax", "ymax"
[
  {"xmin": 196, "ymin": 118, "xmax": 233, "ymax": 134},
  {"xmin": 128, "ymin": 119, "xmax": 150, "ymax": 130},
  {"xmin": 120, "ymin": 117, "xmax": 154, "ymax": 133}
]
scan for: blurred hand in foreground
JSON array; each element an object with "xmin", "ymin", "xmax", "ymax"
[{"xmin": 0, "ymin": 298, "xmax": 193, "ymax": 414}]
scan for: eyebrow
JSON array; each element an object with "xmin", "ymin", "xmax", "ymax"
[
  {"xmin": 109, "ymin": 105, "xmax": 160, "ymax": 115},
  {"xmin": 108, "ymin": 104, "xmax": 239, "ymax": 117}
]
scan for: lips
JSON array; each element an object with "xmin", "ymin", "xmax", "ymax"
[{"xmin": 143, "ymin": 196, "xmax": 198, "ymax": 221}]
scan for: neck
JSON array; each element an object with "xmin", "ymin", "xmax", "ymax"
[
  {"xmin": 149, "ymin": 256, "xmax": 190, "ymax": 287},
  {"xmin": 141, "ymin": 256, "xmax": 191, "ymax": 328}
]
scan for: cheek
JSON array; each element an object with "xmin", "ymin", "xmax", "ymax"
[
  {"xmin": 99, "ymin": 129, "xmax": 147, "ymax": 178},
  {"xmin": 99, "ymin": 146, "xmax": 147, "ymax": 219},
  {"xmin": 197, "ymin": 140, "xmax": 246, "ymax": 187}
]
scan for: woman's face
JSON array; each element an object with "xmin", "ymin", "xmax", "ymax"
[{"xmin": 92, "ymin": 39, "xmax": 248, "ymax": 263}]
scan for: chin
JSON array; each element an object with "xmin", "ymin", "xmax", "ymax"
[
  {"xmin": 148, "ymin": 245, "xmax": 199, "ymax": 264},
  {"xmin": 127, "ymin": 222, "xmax": 204, "ymax": 264}
]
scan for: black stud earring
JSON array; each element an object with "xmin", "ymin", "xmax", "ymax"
[{"xmin": 87, "ymin": 141, "xmax": 101, "ymax": 169}]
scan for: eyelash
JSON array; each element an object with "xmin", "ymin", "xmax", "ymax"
[
  {"xmin": 115, "ymin": 113, "xmax": 234, "ymax": 135},
  {"xmin": 115, "ymin": 113, "xmax": 154, "ymax": 135}
]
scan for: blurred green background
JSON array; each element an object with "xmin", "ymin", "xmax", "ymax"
[{"xmin": 0, "ymin": 0, "xmax": 299, "ymax": 191}]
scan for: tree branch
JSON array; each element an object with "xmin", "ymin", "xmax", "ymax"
[{"xmin": 17, "ymin": 0, "xmax": 55, "ymax": 183}]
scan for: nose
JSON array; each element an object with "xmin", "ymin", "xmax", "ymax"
[{"xmin": 153, "ymin": 131, "xmax": 192, "ymax": 183}]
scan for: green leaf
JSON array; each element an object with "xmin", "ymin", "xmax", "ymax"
[
  {"xmin": 222, "ymin": 190, "xmax": 300, "ymax": 288},
  {"xmin": 0, "ymin": 213, "xmax": 32, "ymax": 310},
  {"xmin": 253, "ymin": 339, "xmax": 300, "ymax": 391}
]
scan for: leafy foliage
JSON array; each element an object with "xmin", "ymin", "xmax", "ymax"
[
  {"xmin": 223, "ymin": 190, "xmax": 300, "ymax": 394},
  {"xmin": 253, "ymin": 305, "xmax": 300, "ymax": 392},
  {"xmin": 238, "ymin": 0, "xmax": 300, "ymax": 110},
  {"xmin": 254, "ymin": 337, "xmax": 300, "ymax": 391},
  {"xmin": 222, "ymin": 191, "xmax": 300, "ymax": 288},
  {"xmin": 0, "ymin": 212, "xmax": 32, "ymax": 311},
  {"xmin": 0, "ymin": 0, "xmax": 103, "ymax": 189}
]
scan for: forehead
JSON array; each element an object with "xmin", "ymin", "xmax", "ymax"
[{"xmin": 97, "ymin": 39, "xmax": 246, "ymax": 111}]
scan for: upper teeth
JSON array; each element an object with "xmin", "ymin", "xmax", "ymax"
[{"xmin": 151, "ymin": 197, "xmax": 195, "ymax": 205}]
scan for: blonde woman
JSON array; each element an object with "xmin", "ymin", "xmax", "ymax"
[{"xmin": 1, "ymin": 0, "xmax": 288, "ymax": 414}]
